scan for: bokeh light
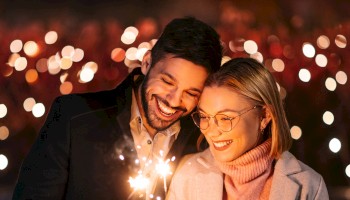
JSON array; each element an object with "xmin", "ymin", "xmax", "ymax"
[
  {"xmin": 32, "ymin": 103, "xmax": 45, "ymax": 118},
  {"xmin": 7, "ymin": 53, "xmax": 20, "ymax": 67},
  {"xmin": 335, "ymin": 71, "xmax": 347, "ymax": 85},
  {"xmin": 250, "ymin": 52, "xmax": 263, "ymax": 63},
  {"xmin": 0, "ymin": 126, "xmax": 9, "ymax": 140},
  {"xmin": 60, "ymin": 57, "xmax": 73, "ymax": 70},
  {"xmin": 317, "ymin": 35, "xmax": 330, "ymax": 49},
  {"xmin": 325, "ymin": 77, "xmax": 337, "ymax": 91},
  {"xmin": 14, "ymin": 57, "xmax": 28, "ymax": 71},
  {"xmin": 25, "ymin": 69, "xmax": 39, "ymax": 84},
  {"xmin": 323, "ymin": 111, "xmax": 334, "ymax": 125},
  {"xmin": 335, "ymin": 34, "xmax": 347, "ymax": 48},
  {"xmin": 0, "ymin": 104, "xmax": 8, "ymax": 118},
  {"xmin": 302, "ymin": 43, "xmax": 316, "ymax": 58},
  {"xmin": 45, "ymin": 31, "xmax": 58, "ymax": 44},
  {"xmin": 23, "ymin": 97, "xmax": 36, "ymax": 112},
  {"xmin": 121, "ymin": 26, "xmax": 139, "ymax": 45},
  {"xmin": 298, "ymin": 68, "xmax": 311, "ymax": 82},
  {"xmin": 111, "ymin": 48, "xmax": 126, "ymax": 62},
  {"xmin": 36, "ymin": 58, "xmax": 48, "ymax": 73},
  {"xmin": 125, "ymin": 47, "xmax": 138, "ymax": 60},
  {"xmin": 290, "ymin": 125, "xmax": 302, "ymax": 140},
  {"xmin": 329, "ymin": 138, "xmax": 341, "ymax": 153},
  {"xmin": 10, "ymin": 39, "xmax": 23, "ymax": 53},
  {"xmin": 23, "ymin": 41, "xmax": 39, "ymax": 57},
  {"xmin": 72, "ymin": 48, "xmax": 84, "ymax": 62},
  {"xmin": 346, "ymin": 164, "xmax": 350, "ymax": 178},
  {"xmin": 80, "ymin": 67, "xmax": 94, "ymax": 83},
  {"xmin": 272, "ymin": 58, "xmax": 285, "ymax": 72},
  {"xmin": 60, "ymin": 81, "xmax": 73, "ymax": 94},
  {"xmin": 61, "ymin": 45, "xmax": 75, "ymax": 57},
  {"xmin": 315, "ymin": 54, "xmax": 327, "ymax": 67},
  {"xmin": 0, "ymin": 154, "xmax": 8, "ymax": 170},
  {"xmin": 244, "ymin": 40, "xmax": 258, "ymax": 54}
]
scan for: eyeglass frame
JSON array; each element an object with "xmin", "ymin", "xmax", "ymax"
[{"xmin": 191, "ymin": 105, "xmax": 261, "ymax": 132}]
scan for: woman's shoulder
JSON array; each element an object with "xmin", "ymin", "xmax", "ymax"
[{"xmin": 176, "ymin": 149, "xmax": 219, "ymax": 173}]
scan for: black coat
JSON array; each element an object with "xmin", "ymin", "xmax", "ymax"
[{"xmin": 13, "ymin": 71, "xmax": 200, "ymax": 200}]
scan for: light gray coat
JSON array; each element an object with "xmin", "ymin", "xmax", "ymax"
[{"xmin": 167, "ymin": 149, "xmax": 329, "ymax": 200}]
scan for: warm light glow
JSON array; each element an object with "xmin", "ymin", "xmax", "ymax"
[
  {"xmin": 244, "ymin": 40, "xmax": 258, "ymax": 54},
  {"xmin": 345, "ymin": 164, "xmax": 350, "ymax": 178},
  {"xmin": 156, "ymin": 160, "xmax": 172, "ymax": 178},
  {"xmin": 335, "ymin": 71, "xmax": 347, "ymax": 85},
  {"xmin": 250, "ymin": 52, "xmax": 263, "ymax": 63},
  {"xmin": 25, "ymin": 69, "xmax": 39, "ymax": 84},
  {"xmin": 335, "ymin": 34, "xmax": 347, "ymax": 48},
  {"xmin": 32, "ymin": 103, "xmax": 45, "ymax": 118},
  {"xmin": 129, "ymin": 174, "xmax": 150, "ymax": 191},
  {"xmin": 80, "ymin": 67, "xmax": 94, "ymax": 83},
  {"xmin": 111, "ymin": 48, "xmax": 126, "ymax": 62},
  {"xmin": 323, "ymin": 111, "xmax": 334, "ymax": 125},
  {"xmin": 290, "ymin": 126, "xmax": 302, "ymax": 140},
  {"xmin": 10, "ymin": 39, "xmax": 23, "ymax": 53},
  {"xmin": 325, "ymin": 77, "xmax": 337, "ymax": 91},
  {"xmin": 7, "ymin": 53, "xmax": 20, "ymax": 67},
  {"xmin": 45, "ymin": 31, "xmax": 58, "ymax": 44},
  {"xmin": 221, "ymin": 56, "xmax": 231, "ymax": 66},
  {"xmin": 47, "ymin": 55, "xmax": 61, "ymax": 75},
  {"xmin": 36, "ymin": 58, "xmax": 48, "ymax": 73},
  {"xmin": 315, "ymin": 54, "xmax": 327, "ymax": 67},
  {"xmin": 298, "ymin": 68, "xmax": 311, "ymax": 82},
  {"xmin": 23, "ymin": 97, "xmax": 36, "ymax": 112},
  {"xmin": 61, "ymin": 45, "xmax": 75, "ymax": 57},
  {"xmin": 60, "ymin": 81, "xmax": 73, "ymax": 95},
  {"xmin": 125, "ymin": 47, "xmax": 138, "ymax": 60},
  {"xmin": 60, "ymin": 57, "xmax": 73, "ymax": 70},
  {"xmin": 317, "ymin": 35, "xmax": 330, "ymax": 49},
  {"xmin": 136, "ymin": 47, "xmax": 148, "ymax": 62},
  {"xmin": 121, "ymin": 26, "xmax": 139, "ymax": 45},
  {"xmin": 0, "ymin": 126, "xmax": 9, "ymax": 140},
  {"xmin": 72, "ymin": 48, "xmax": 84, "ymax": 62},
  {"xmin": 0, "ymin": 104, "xmax": 7, "ymax": 118},
  {"xmin": 60, "ymin": 72, "xmax": 68, "ymax": 83},
  {"xmin": 329, "ymin": 138, "xmax": 341, "ymax": 153},
  {"xmin": 83, "ymin": 61, "xmax": 98, "ymax": 73},
  {"xmin": 0, "ymin": 154, "xmax": 8, "ymax": 170},
  {"xmin": 14, "ymin": 57, "xmax": 28, "ymax": 71},
  {"xmin": 302, "ymin": 43, "xmax": 316, "ymax": 58},
  {"xmin": 23, "ymin": 41, "xmax": 39, "ymax": 57},
  {"xmin": 272, "ymin": 58, "xmax": 285, "ymax": 72}
]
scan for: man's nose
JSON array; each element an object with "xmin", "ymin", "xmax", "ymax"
[{"xmin": 166, "ymin": 89, "xmax": 182, "ymax": 107}]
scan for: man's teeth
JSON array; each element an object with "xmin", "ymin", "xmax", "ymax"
[
  {"xmin": 157, "ymin": 100, "xmax": 176, "ymax": 116},
  {"xmin": 213, "ymin": 140, "xmax": 233, "ymax": 148}
]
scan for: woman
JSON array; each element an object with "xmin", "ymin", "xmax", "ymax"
[{"xmin": 166, "ymin": 58, "xmax": 329, "ymax": 200}]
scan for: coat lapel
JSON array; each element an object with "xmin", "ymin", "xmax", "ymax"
[{"xmin": 269, "ymin": 152, "xmax": 302, "ymax": 200}]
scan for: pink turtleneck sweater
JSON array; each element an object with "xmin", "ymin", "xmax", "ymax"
[{"xmin": 216, "ymin": 139, "xmax": 274, "ymax": 200}]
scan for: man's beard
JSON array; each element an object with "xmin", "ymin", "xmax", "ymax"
[{"xmin": 140, "ymin": 74, "xmax": 183, "ymax": 131}]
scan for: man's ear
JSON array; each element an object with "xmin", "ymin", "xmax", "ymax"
[{"xmin": 141, "ymin": 51, "xmax": 152, "ymax": 75}]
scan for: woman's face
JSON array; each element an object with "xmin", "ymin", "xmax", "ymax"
[{"xmin": 197, "ymin": 86, "xmax": 262, "ymax": 162}]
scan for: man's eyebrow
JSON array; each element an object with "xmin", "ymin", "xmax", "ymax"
[{"xmin": 162, "ymin": 72, "xmax": 202, "ymax": 93}]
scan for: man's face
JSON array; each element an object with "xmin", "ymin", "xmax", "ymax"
[{"xmin": 140, "ymin": 55, "xmax": 208, "ymax": 132}]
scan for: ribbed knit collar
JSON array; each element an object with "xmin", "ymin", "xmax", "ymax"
[{"xmin": 216, "ymin": 139, "xmax": 273, "ymax": 184}]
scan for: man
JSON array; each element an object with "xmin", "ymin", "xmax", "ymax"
[{"xmin": 13, "ymin": 17, "xmax": 222, "ymax": 199}]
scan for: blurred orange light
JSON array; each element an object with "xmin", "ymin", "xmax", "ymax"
[
  {"xmin": 60, "ymin": 81, "xmax": 73, "ymax": 94},
  {"xmin": 25, "ymin": 69, "xmax": 39, "ymax": 84},
  {"xmin": 111, "ymin": 48, "xmax": 125, "ymax": 62}
]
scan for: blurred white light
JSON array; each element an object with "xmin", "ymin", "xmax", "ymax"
[
  {"xmin": 72, "ymin": 48, "xmax": 84, "ymax": 62},
  {"xmin": 60, "ymin": 57, "xmax": 73, "ymax": 70},
  {"xmin": 32, "ymin": 103, "xmax": 46, "ymax": 118},
  {"xmin": 315, "ymin": 54, "xmax": 328, "ymax": 67},
  {"xmin": 335, "ymin": 71, "xmax": 347, "ymax": 85},
  {"xmin": 80, "ymin": 68, "xmax": 94, "ymax": 83},
  {"xmin": 136, "ymin": 48, "xmax": 148, "ymax": 62},
  {"xmin": 0, "ymin": 154, "xmax": 8, "ymax": 170},
  {"xmin": 250, "ymin": 52, "xmax": 263, "ymax": 63},
  {"xmin": 121, "ymin": 27, "xmax": 138, "ymax": 45},
  {"xmin": 329, "ymin": 138, "xmax": 341, "ymax": 153},
  {"xmin": 290, "ymin": 126, "xmax": 302, "ymax": 140},
  {"xmin": 23, "ymin": 41, "xmax": 39, "ymax": 57},
  {"xmin": 0, "ymin": 104, "xmax": 7, "ymax": 118},
  {"xmin": 7, "ymin": 53, "xmax": 20, "ymax": 67},
  {"xmin": 244, "ymin": 40, "xmax": 258, "ymax": 54},
  {"xmin": 325, "ymin": 77, "xmax": 337, "ymax": 91},
  {"xmin": 45, "ymin": 31, "xmax": 58, "ymax": 45},
  {"xmin": 14, "ymin": 57, "xmax": 28, "ymax": 71},
  {"xmin": 302, "ymin": 43, "xmax": 316, "ymax": 58},
  {"xmin": 47, "ymin": 55, "xmax": 61, "ymax": 75},
  {"xmin": 61, "ymin": 45, "xmax": 75, "ymax": 57},
  {"xmin": 317, "ymin": 35, "xmax": 330, "ymax": 49},
  {"xmin": 335, "ymin": 34, "xmax": 347, "ymax": 48},
  {"xmin": 125, "ymin": 47, "xmax": 138, "ymax": 60},
  {"xmin": 0, "ymin": 126, "xmax": 9, "ymax": 140},
  {"xmin": 83, "ymin": 61, "xmax": 98, "ymax": 73},
  {"xmin": 323, "ymin": 111, "xmax": 334, "ymax": 125},
  {"xmin": 23, "ymin": 97, "xmax": 36, "ymax": 112},
  {"xmin": 221, "ymin": 56, "xmax": 231, "ymax": 66},
  {"xmin": 346, "ymin": 164, "xmax": 350, "ymax": 178},
  {"xmin": 298, "ymin": 68, "xmax": 311, "ymax": 82},
  {"xmin": 10, "ymin": 39, "xmax": 23, "ymax": 53},
  {"xmin": 272, "ymin": 58, "xmax": 285, "ymax": 72}
]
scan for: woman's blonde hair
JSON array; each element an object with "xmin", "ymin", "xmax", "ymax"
[{"xmin": 197, "ymin": 57, "xmax": 292, "ymax": 158}]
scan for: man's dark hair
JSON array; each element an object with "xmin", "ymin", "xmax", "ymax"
[{"xmin": 151, "ymin": 17, "xmax": 223, "ymax": 73}]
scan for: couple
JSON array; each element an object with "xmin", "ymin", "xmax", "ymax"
[{"xmin": 12, "ymin": 17, "xmax": 328, "ymax": 199}]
